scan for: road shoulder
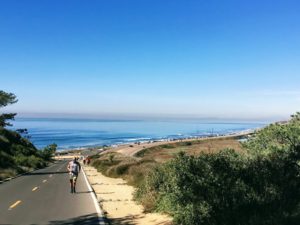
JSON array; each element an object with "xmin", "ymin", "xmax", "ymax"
[{"xmin": 83, "ymin": 165, "xmax": 172, "ymax": 225}]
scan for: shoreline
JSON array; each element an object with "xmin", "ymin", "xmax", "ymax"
[
  {"xmin": 54, "ymin": 128, "xmax": 259, "ymax": 161},
  {"xmin": 56, "ymin": 127, "xmax": 258, "ymax": 154},
  {"xmin": 105, "ymin": 128, "xmax": 256, "ymax": 157}
]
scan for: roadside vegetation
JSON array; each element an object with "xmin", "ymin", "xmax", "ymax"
[
  {"xmin": 0, "ymin": 91, "xmax": 56, "ymax": 181},
  {"xmin": 135, "ymin": 137, "xmax": 244, "ymax": 162},
  {"xmin": 91, "ymin": 136, "xmax": 244, "ymax": 187},
  {"xmin": 91, "ymin": 113, "xmax": 300, "ymax": 225},
  {"xmin": 90, "ymin": 153, "xmax": 158, "ymax": 186}
]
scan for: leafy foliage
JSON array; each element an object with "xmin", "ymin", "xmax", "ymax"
[
  {"xmin": 91, "ymin": 153, "xmax": 158, "ymax": 186},
  {"xmin": 0, "ymin": 90, "xmax": 17, "ymax": 107},
  {"xmin": 0, "ymin": 90, "xmax": 17, "ymax": 127},
  {"xmin": 0, "ymin": 90, "xmax": 56, "ymax": 180},
  {"xmin": 243, "ymin": 112, "xmax": 300, "ymax": 155},
  {"xmin": 39, "ymin": 143, "xmax": 57, "ymax": 161},
  {"xmin": 135, "ymin": 113, "xmax": 300, "ymax": 225},
  {"xmin": 0, "ymin": 127, "xmax": 56, "ymax": 173}
]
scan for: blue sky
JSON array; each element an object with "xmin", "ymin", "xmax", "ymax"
[{"xmin": 1, "ymin": 0, "xmax": 300, "ymax": 121}]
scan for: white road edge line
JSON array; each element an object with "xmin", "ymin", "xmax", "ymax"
[{"xmin": 82, "ymin": 167, "xmax": 106, "ymax": 225}]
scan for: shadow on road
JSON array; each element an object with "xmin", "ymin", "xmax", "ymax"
[
  {"xmin": 48, "ymin": 213, "xmax": 154, "ymax": 225},
  {"xmin": 48, "ymin": 213, "xmax": 103, "ymax": 225},
  {"xmin": 105, "ymin": 215, "xmax": 172, "ymax": 225},
  {"xmin": 106, "ymin": 215, "xmax": 137, "ymax": 225},
  {"xmin": 106, "ymin": 215, "xmax": 172, "ymax": 225},
  {"xmin": 74, "ymin": 191, "xmax": 93, "ymax": 194}
]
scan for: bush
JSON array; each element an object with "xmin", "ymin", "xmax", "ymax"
[
  {"xmin": 243, "ymin": 112, "xmax": 300, "ymax": 156},
  {"xmin": 136, "ymin": 147, "xmax": 300, "ymax": 225},
  {"xmin": 92, "ymin": 159, "xmax": 121, "ymax": 175},
  {"xmin": 0, "ymin": 91, "xmax": 51, "ymax": 178},
  {"xmin": 0, "ymin": 150, "xmax": 14, "ymax": 168},
  {"xmin": 133, "ymin": 113, "xmax": 300, "ymax": 225},
  {"xmin": 127, "ymin": 161, "xmax": 157, "ymax": 186},
  {"xmin": 14, "ymin": 154, "xmax": 46, "ymax": 169},
  {"xmin": 39, "ymin": 143, "xmax": 57, "ymax": 161},
  {"xmin": 184, "ymin": 141, "xmax": 193, "ymax": 146},
  {"xmin": 161, "ymin": 144, "xmax": 175, "ymax": 149},
  {"xmin": 112, "ymin": 162, "xmax": 133, "ymax": 176},
  {"xmin": 91, "ymin": 153, "xmax": 158, "ymax": 187},
  {"xmin": 134, "ymin": 165, "xmax": 165, "ymax": 211}
]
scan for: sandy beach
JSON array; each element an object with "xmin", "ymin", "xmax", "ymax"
[
  {"xmin": 84, "ymin": 165, "xmax": 172, "ymax": 225},
  {"xmin": 105, "ymin": 130, "xmax": 253, "ymax": 157}
]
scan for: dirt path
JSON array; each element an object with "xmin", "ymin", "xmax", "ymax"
[{"xmin": 84, "ymin": 165, "xmax": 172, "ymax": 225}]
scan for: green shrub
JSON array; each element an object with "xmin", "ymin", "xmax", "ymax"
[
  {"xmin": 134, "ymin": 145, "xmax": 173, "ymax": 157},
  {"xmin": 92, "ymin": 159, "xmax": 121, "ymax": 175},
  {"xmin": 39, "ymin": 143, "xmax": 57, "ymax": 161},
  {"xmin": 134, "ymin": 113, "xmax": 300, "ymax": 225},
  {"xmin": 108, "ymin": 154, "xmax": 115, "ymax": 162},
  {"xmin": 113, "ymin": 162, "xmax": 133, "ymax": 175},
  {"xmin": 127, "ymin": 161, "xmax": 157, "ymax": 186},
  {"xmin": 184, "ymin": 141, "xmax": 193, "ymax": 146},
  {"xmin": 0, "ymin": 92, "xmax": 50, "ymax": 177},
  {"xmin": 134, "ymin": 165, "xmax": 165, "ymax": 211},
  {"xmin": 91, "ymin": 154, "xmax": 158, "ymax": 187},
  {"xmin": 243, "ymin": 112, "xmax": 300, "ymax": 156},
  {"xmin": 14, "ymin": 154, "xmax": 45, "ymax": 169},
  {"xmin": 161, "ymin": 144, "xmax": 175, "ymax": 149},
  {"xmin": 0, "ymin": 150, "xmax": 14, "ymax": 168},
  {"xmin": 136, "ymin": 147, "xmax": 300, "ymax": 225}
]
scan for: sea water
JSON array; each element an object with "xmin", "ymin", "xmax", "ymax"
[{"xmin": 12, "ymin": 118, "xmax": 267, "ymax": 150}]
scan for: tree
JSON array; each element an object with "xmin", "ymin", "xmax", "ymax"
[
  {"xmin": 243, "ymin": 112, "xmax": 300, "ymax": 155},
  {"xmin": 0, "ymin": 90, "xmax": 18, "ymax": 127},
  {"xmin": 40, "ymin": 143, "xmax": 57, "ymax": 161},
  {"xmin": 0, "ymin": 91, "xmax": 55, "ymax": 180}
]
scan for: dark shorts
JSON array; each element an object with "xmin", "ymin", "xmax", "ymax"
[{"xmin": 69, "ymin": 172, "xmax": 78, "ymax": 181}]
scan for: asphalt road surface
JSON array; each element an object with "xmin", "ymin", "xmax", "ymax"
[{"xmin": 0, "ymin": 161, "xmax": 104, "ymax": 225}]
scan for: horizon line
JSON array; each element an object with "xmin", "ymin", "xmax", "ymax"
[{"xmin": 11, "ymin": 111, "xmax": 291, "ymax": 123}]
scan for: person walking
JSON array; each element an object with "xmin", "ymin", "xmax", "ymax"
[{"xmin": 67, "ymin": 157, "xmax": 81, "ymax": 193}]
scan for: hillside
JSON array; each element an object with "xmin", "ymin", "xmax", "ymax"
[
  {"xmin": 0, "ymin": 127, "xmax": 56, "ymax": 181},
  {"xmin": 91, "ymin": 113, "xmax": 300, "ymax": 225},
  {"xmin": 0, "ymin": 90, "xmax": 55, "ymax": 181}
]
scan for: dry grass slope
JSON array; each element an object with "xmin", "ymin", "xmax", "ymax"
[
  {"xmin": 91, "ymin": 136, "xmax": 243, "ymax": 187},
  {"xmin": 134, "ymin": 137, "xmax": 243, "ymax": 162}
]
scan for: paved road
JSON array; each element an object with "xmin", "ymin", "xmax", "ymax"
[{"xmin": 0, "ymin": 161, "xmax": 104, "ymax": 225}]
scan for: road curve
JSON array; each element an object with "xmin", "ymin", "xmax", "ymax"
[{"xmin": 0, "ymin": 161, "xmax": 104, "ymax": 225}]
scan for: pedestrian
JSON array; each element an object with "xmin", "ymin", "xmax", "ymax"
[{"xmin": 67, "ymin": 157, "xmax": 81, "ymax": 193}]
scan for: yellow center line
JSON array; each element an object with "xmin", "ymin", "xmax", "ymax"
[
  {"xmin": 32, "ymin": 187, "xmax": 38, "ymax": 191},
  {"xmin": 43, "ymin": 179, "xmax": 47, "ymax": 183},
  {"xmin": 9, "ymin": 200, "xmax": 21, "ymax": 210}
]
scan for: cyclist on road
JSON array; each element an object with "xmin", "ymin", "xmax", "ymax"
[{"xmin": 67, "ymin": 157, "xmax": 81, "ymax": 193}]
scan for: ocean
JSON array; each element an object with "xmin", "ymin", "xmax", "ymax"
[{"xmin": 12, "ymin": 118, "xmax": 267, "ymax": 150}]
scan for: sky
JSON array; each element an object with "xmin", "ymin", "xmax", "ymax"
[{"xmin": 1, "ymin": 0, "xmax": 300, "ymax": 121}]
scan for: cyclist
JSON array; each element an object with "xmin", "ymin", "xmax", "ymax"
[{"xmin": 67, "ymin": 157, "xmax": 81, "ymax": 193}]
